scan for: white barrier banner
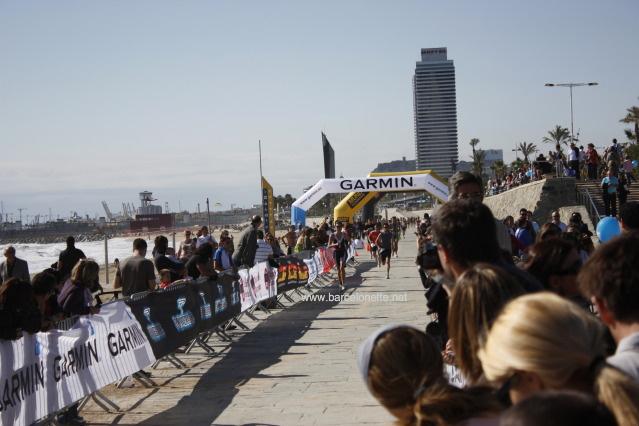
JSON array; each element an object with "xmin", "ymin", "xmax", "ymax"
[
  {"xmin": 304, "ymin": 256, "xmax": 320, "ymax": 283},
  {"xmin": 0, "ymin": 302, "xmax": 155, "ymax": 426},
  {"xmin": 238, "ymin": 262, "xmax": 278, "ymax": 312}
]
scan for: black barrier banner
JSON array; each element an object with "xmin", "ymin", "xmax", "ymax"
[
  {"xmin": 126, "ymin": 283, "xmax": 199, "ymax": 359},
  {"xmin": 276, "ymin": 257, "xmax": 310, "ymax": 292},
  {"xmin": 191, "ymin": 274, "xmax": 241, "ymax": 331},
  {"xmin": 125, "ymin": 276, "xmax": 242, "ymax": 359}
]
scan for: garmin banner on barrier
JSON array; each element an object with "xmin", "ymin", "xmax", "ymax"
[
  {"xmin": 0, "ymin": 248, "xmax": 354, "ymax": 426},
  {"xmin": 0, "ymin": 302, "xmax": 155, "ymax": 426}
]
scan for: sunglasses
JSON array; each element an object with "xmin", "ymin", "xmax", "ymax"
[{"xmin": 458, "ymin": 192, "xmax": 483, "ymax": 200}]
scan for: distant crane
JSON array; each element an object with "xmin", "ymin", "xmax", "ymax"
[
  {"xmin": 102, "ymin": 201, "xmax": 114, "ymax": 221},
  {"xmin": 17, "ymin": 208, "xmax": 26, "ymax": 229}
]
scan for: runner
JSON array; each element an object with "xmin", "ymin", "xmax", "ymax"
[
  {"xmin": 375, "ymin": 223, "xmax": 393, "ymax": 279},
  {"xmin": 329, "ymin": 221, "xmax": 350, "ymax": 292},
  {"xmin": 367, "ymin": 222, "xmax": 382, "ymax": 267},
  {"xmin": 401, "ymin": 218, "xmax": 407, "ymax": 238},
  {"xmin": 280, "ymin": 225, "xmax": 297, "ymax": 255},
  {"xmin": 391, "ymin": 217, "xmax": 401, "ymax": 258}
]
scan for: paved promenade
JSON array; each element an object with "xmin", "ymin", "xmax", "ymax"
[{"xmin": 83, "ymin": 233, "xmax": 428, "ymax": 425}]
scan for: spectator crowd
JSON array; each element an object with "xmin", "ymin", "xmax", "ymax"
[
  {"xmin": 485, "ymin": 138, "xmax": 637, "ymax": 206},
  {"xmin": 3, "ymin": 164, "xmax": 639, "ymax": 425},
  {"xmin": 359, "ymin": 171, "xmax": 639, "ymax": 426}
]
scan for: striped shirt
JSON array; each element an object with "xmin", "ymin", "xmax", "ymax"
[{"xmin": 254, "ymin": 240, "xmax": 273, "ymax": 264}]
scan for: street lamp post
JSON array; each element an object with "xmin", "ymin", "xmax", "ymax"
[{"xmin": 544, "ymin": 82, "xmax": 598, "ymax": 144}]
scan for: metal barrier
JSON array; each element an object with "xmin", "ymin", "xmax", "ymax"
[
  {"xmin": 28, "ymin": 246, "xmax": 359, "ymax": 424},
  {"xmin": 576, "ymin": 187, "xmax": 602, "ymax": 227}
]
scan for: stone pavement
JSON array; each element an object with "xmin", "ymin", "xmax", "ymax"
[{"xmin": 82, "ymin": 233, "xmax": 428, "ymax": 426}]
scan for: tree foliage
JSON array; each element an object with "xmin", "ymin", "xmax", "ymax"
[
  {"xmin": 542, "ymin": 125, "xmax": 571, "ymax": 147},
  {"xmin": 518, "ymin": 141, "xmax": 538, "ymax": 164},
  {"xmin": 621, "ymin": 102, "xmax": 639, "ymax": 146}
]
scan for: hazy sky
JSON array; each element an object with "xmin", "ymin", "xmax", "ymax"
[{"xmin": 1, "ymin": 0, "xmax": 638, "ymax": 220}]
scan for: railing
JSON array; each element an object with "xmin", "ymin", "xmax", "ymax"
[{"xmin": 576, "ymin": 188, "xmax": 602, "ymax": 227}]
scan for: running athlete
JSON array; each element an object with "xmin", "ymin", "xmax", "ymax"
[
  {"xmin": 375, "ymin": 223, "xmax": 393, "ymax": 279},
  {"xmin": 390, "ymin": 217, "xmax": 401, "ymax": 258},
  {"xmin": 401, "ymin": 218, "xmax": 407, "ymax": 238},
  {"xmin": 280, "ymin": 225, "xmax": 297, "ymax": 255},
  {"xmin": 367, "ymin": 222, "xmax": 382, "ymax": 267},
  {"xmin": 329, "ymin": 221, "xmax": 350, "ymax": 292}
]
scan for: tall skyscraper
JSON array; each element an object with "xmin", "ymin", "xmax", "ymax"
[{"xmin": 413, "ymin": 47, "xmax": 458, "ymax": 177}]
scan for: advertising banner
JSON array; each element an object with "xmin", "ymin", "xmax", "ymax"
[
  {"xmin": 276, "ymin": 257, "xmax": 309, "ymax": 293},
  {"xmin": 0, "ymin": 302, "xmax": 155, "ymax": 426},
  {"xmin": 0, "ymin": 246, "xmax": 347, "ymax": 426},
  {"xmin": 190, "ymin": 274, "xmax": 242, "ymax": 332},
  {"xmin": 238, "ymin": 262, "xmax": 277, "ymax": 312},
  {"xmin": 261, "ymin": 177, "xmax": 275, "ymax": 236},
  {"xmin": 304, "ymin": 256, "xmax": 320, "ymax": 284},
  {"xmin": 126, "ymin": 283, "xmax": 199, "ymax": 359},
  {"xmin": 316, "ymin": 247, "xmax": 336, "ymax": 274}
]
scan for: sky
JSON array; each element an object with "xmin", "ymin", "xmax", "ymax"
[{"xmin": 1, "ymin": 0, "xmax": 638, "ymax": 221}]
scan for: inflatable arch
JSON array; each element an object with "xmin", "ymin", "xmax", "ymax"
[{"xmin": 291, "ymin": 170, "xmax": 448, "ymax": 227}]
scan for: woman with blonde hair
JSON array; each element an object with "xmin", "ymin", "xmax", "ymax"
[
  {"xmin": 448, "ymin": 264, "xmax": 524, "ymax": 385},
  {"xmin": 478, "ymin": 292, "xmax": 639, "ymax": 426},
  {"xmin": 358, "ymin": 325, "xmax": 502, "ymax": 425}
]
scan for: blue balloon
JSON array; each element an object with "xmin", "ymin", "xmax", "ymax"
[
  {"xmin": 596, "ymin": 216, "xmax": 621, "ymax": 243},
  {"xmin": 526, "ymin": 170, "xmax": 533, "ymax": 177},
  {"xmin": 632, "ymin": 160, "xmax": 638, "ymax": 169}
]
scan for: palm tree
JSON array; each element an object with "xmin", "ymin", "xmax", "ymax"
[
  {"xmin": 542, "ymin": 125, "xmax": 571, "ymax": 147},
  {"xmin": 469, "ymin": 138, "xmax": 480, "ymax": 156},
  {"xmin": 472, "ymin": 149, "xmax": 486, "ymax": 178},
  {"xmin": 490, "ymin": 160, "xmax": 507, "ymax": 180},
  {"xmin": 518, "ymin": 142, "xmax": 538, "ymax": 164},
  {"xmin": 284, "ymin": 193, "xmax": 294, "ymax": 208},
  {"xmin": 511, "ymin": 158, "xmax": 524, "ymax": 170},
  {"xmin": 625, "ymin": 128, "xmax": 637, "ymax": 144},
  {"xmin": 620, "ymin": 103, "xmax": 639, "ymax": 145}
]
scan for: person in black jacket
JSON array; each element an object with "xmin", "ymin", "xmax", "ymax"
[
  {"xmin": 233, "ymin": 215, "xmax": 262, "ymax": 268},
  {"xmin": 0, "ymin": 278, "xmax": 41, "ymax": 340},
  {"xmin": 57, "ymin": 236, "xmax": 86, "ymax": 281}
]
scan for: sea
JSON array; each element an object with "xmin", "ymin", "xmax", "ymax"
[{"xmin": 10, "ymin": 237, "xmax": 142, "ymax": 272}]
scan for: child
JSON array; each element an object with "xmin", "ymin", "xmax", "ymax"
[{"xmin": 158, "ymin": 269, "xmax": 172, "ymax": 289}]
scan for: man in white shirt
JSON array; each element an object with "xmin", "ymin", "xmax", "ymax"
[
  {"xmin": 254, "ymin": 230, "xmax": 273, "ymax": 264},
  {"xmin": 579, "ymin": 233, "xmax": 639, "ymax": 383},
  {"xmin": 568, "ymin": 143, "xmax": 580, "ymax": 179},
  {"xmin": 550, "ymin": 210, "xmax": 567, "ymax": 232},
  {"xmin": 196, "ymin": 226, "xmax": 218, "ymax": 249}
]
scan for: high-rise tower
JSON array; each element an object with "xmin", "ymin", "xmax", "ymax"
[{"xmin": 413, "ymin": 47, "xmax": 458, "ymax": 177}]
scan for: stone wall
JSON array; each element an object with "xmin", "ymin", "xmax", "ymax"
[{"xmin": 484, "ymin": 178, "xmax": 577, "ymax": 223}]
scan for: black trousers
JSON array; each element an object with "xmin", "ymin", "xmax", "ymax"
[
  {"xmin": 569, "ymin": 160, "xmax": 580, "ymax": 179},
  {"xmin": 603, "ymin": 192, "xmax": 617, "ymax": 217}
]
